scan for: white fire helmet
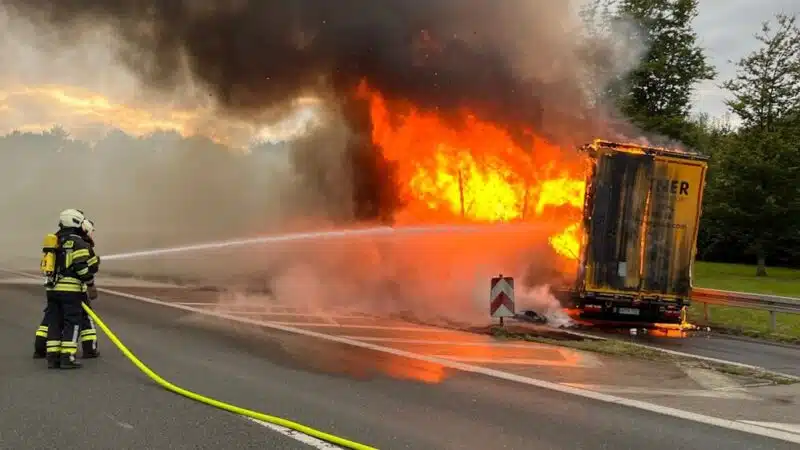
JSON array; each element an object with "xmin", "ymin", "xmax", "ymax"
[{"xmin": 58, "ymin": 209, "xmax": 86, "ymax": 229}]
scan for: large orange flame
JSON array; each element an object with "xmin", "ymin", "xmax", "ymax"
[{"xmin": 356, "ymin": 80, "xmax": 588, "ymax": 259}]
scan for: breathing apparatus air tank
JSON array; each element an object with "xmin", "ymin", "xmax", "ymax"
[{"xmin": 40, "ymin": 233, "xmax": 58, "ymax": 286}]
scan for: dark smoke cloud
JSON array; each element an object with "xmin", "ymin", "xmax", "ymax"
[
  {"xmin": 3, "ymin": 2, "xmax": 550, "ymax": 120},
  {"xmin": 0, "ymin": 1, "xmax": 628, "ymax": 135},
  {"xmin": 1, "ymin": 0, "xmax": 643, "ymax": 222}
]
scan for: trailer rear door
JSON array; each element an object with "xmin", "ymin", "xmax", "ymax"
[{"xmin": 583, "ymin": 150, "xmax": 654, "ymax": 293}]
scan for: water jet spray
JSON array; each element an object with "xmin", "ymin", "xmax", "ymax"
[{"xmin": 101, "ymin": 223, "xmax": 550, "ymax": 261}]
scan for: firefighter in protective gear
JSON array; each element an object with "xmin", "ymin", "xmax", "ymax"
[
  {"xmin": 42, "ymin": 209, "xmax": 101, "ymax": 369},
  {"xmin": 34, "ymin": 218, "xmax": 100, "ymax": 359}
]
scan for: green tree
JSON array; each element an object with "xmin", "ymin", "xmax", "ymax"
[
  {"xmin": 722, "ymin": 14, "xmax": 800, "ymax": 132},
  {"xmin": 613, "ymin": 0, "xmax": 716, "ymax": 140},
  {"xmin": 694, "ymin": 117, "xmax": 738, "ymax": 261},
  {"xmin": 714, "ymin": 13, "xmax": 800, "ymax": 275}
]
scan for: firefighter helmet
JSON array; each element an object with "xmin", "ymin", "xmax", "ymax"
[{"xmin": 58, "ymin": 209, "xmax": 86, "ymax": 229}]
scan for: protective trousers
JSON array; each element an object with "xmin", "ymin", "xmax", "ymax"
[
  {"xmin": 35, "ymin": 301, "xmax": 98, "ymax": 357},
  {"xmin": 43, "ymin": 290, "xmax": 84, "ymax": 369}
]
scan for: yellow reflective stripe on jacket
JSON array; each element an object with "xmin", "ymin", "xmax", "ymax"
[
  {"xmin": 71, "ymin": 249, "xmax": 90, "ymax": 260},
  {"xmin": 66, "ymin": 247, "xmax": 89, "ymax": 271},
  {"xmin": 54, "ymin": 277, "xmax": 83, "ymax": 285},
  {"xmin": 48, "ymin": 276, "xmax": 87, "ymax": 292},
  {"xmin": 49, "ymin": 273, "xmax": 88, "ymax": 290},
  {"xmin": 60, "ymin": 236, "xmax": 99, "ymax": 283},
  {"xmin": 47, "ymin": 284, "xmax": 86, "ymax": 292}
]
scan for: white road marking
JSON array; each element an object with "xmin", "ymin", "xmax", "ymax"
[
  {"xmin": 317, "ymin": 314, "xmax": 340, "ymax": 325},
  {"xmin": 266, "ymin": 322, "xmax": 453, "ymax": 332},
  {"xmin": 195, "ymin": 309, "xmax": 365, "ymax": 321},
  {"xmin": 561, "ymin": 383, "xmax": 759, "ymax": 400},
  {"xmin": 0, "ymin": 274, "xmax": 188, "ymax": 289},
  {"xmin": 245, "ymin": 417, "xmax": 342, "ymax": 449},
  {"xmin": 715, "ymin": 381, "xmax": 774, "ymax": 391},
  {"xmin": 679, "ymin": 365, "xmax": 743, "ymax": 391},
  {"xmin": 559, "ymin": 328, "xmax": 800, "ymax": 382},
  {"xmin": 0, "ymin": 277, "xmax": 41, "ymax": 284},
  {"xmin": 171, "ymin": 302, "xmax": 224, "ymax": 306},
  {"xmin": 435, "ymin": 356, "xmax": 596, "ymax": 367},
  {"xmin": 105, "ymin": 413, "xmax": 135, "ymax": 430},
  {"xmin": 174, "ymin": 303, "xmax": 392, "ymax": 324},
  {"xmin": 557, "ymin": 350, "xmax": 605, "ymax": 368},
  {"xmin": 738, "ymin": 421, "xmax": 800, "ymax": 435},
  {"xmin": 3, "ymin": 268, "xmax": 799, "ymax": 445},
  {"xmin": 339, "ymin": 337, "xmax": 559, "ymax": 348},
  {"xmin": 178, "ymin": 304, "xmax": 304, "ymax": 311}
]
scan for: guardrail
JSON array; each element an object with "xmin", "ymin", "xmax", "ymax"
[{"xmin": 692, "ymin": 288, "xmax": 800, "ymax": 331}]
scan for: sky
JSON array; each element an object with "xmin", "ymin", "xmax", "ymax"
[{"xmin": 692, "ymin": 0, "xmax": 800, "ymax": 122}]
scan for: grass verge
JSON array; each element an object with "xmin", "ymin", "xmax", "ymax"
[
  {"xmin": 691, "ymin": 261, "xmax": 800, "ymax": 344},
  {"xmin": 489, "ymin": 325, "xmax": 798, "ymax": 385},
  {"xmin": 693, "ymin": 261, "xmax": 800, "ymax": 296},
  {"xmin": 686, "ymin": 304, "xmax": 800, "ymax": 344}
]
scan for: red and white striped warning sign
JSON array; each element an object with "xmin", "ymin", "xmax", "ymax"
[{"xmin": 490, "ymin": 275, "xmax": 515, "ymax": 318}]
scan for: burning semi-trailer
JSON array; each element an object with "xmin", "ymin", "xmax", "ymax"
[{"xmin": 551, "ymin": 140, "xmax": 709, "ymax": 329}]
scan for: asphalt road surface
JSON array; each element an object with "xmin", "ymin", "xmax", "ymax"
[
  {"xmin": 634, "ymin": 333, "xmax": 800, "ymax": 377},
  {"xmin": 1, "ymin": 284, "xmax": 797, "ymax": 450},
  {"xmin": 578, "ymin": 323, "xmax": 800, "ymax": 378}
]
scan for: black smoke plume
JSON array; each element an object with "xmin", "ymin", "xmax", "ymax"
[{"xmin": 1, "ymin": 0, "xmax": 632, "ymax": 221}]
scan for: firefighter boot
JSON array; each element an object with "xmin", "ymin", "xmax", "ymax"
[
  {"xmin": 34, "ymin": 325, "xmax": 48, "ymax": 358},
  {"xmin": 46, "ymin": 353, "xmax": 61, "ymax": 369},
  {"xmin": 59, "ymin": 353, "xmax": 82, "ymax": 369},
  {"xmin": 81, "ymin": 334, "xmax": 99, "ymax": 358}
]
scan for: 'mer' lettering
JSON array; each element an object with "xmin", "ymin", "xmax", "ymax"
[{"xmin": 654, "ymin": 179, "xmax": 690, "ymax": 196}]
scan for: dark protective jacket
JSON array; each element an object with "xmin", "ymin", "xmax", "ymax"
[{"xmin": 47, "ymin": 228, "xmax": 101, "ymax": 293}]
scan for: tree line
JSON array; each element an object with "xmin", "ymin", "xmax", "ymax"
[
  {"xmin": 1, "ymin": 0, "xmax": 798, "ymax": 274},
  {"xmin": 581, "ymin": 0, "xmax": 800, "ymax": 274}
]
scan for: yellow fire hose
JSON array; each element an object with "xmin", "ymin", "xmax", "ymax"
[{"xmin": 81, "ymin": 302, "xmax": 378, "ymax": 450}]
